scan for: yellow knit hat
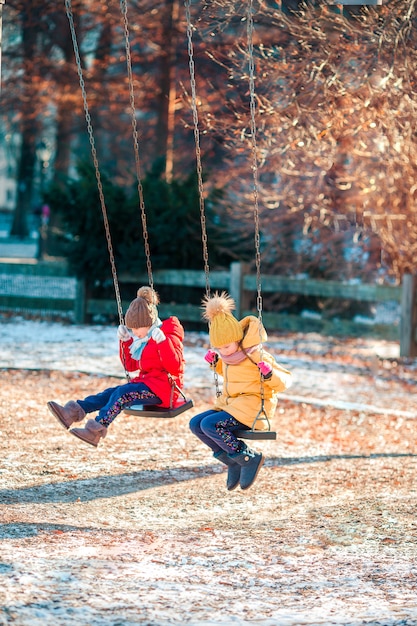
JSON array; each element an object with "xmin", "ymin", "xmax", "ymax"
[{"xmin": 202, "ymin": 291, "xmax": 243, "ymax": 347}]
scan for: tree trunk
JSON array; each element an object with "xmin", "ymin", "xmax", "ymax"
[
  {"xmin": 89, "ymin": 16, "xmax": 112, "ymax": 168},
  {"xmin": 0, "ymin": 0, "xmax": 5, "ymax": 94},
  {"xmin": 155, "ymin": 0, "xmax": 179, "ymax": 181},
  {"xmin": 11, "ymin": 130, "xmax": 37, "ymax": 238},
  {"xmin": 10, "ymin": 8, "xmax": 39, "ymax": 238},
  {"xmin": 52, "ymin": 11, "xmax": 78, "ymax": 187}
]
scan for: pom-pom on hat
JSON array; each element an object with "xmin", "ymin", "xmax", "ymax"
[
  {"xmin": 202, "ymin": 291, "xmax": 243, "ymax": 348},
  {"xmin": 125, "ymin": 286, "xmax": 159, "ymax": 329}
]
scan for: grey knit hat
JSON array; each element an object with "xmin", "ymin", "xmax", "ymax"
[{"xmin": 125, "ymin": 286, "xmax": 159, "ymax": 328}]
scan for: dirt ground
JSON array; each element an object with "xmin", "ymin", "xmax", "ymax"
[{"xmin": 1, "ymin": 335, "xmax": 417, "ymax": 625}]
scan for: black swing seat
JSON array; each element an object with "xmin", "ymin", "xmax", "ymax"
[
  {"xmin": 124, "ymin": 398, "xmax": 194, "ymax": 419},
  {"xmin": 235, "ymin": 429, "xmax": 277, "ymax": 441},
  {"xmin": 235, "ymin": 410, "xmax": 277, "ymax": 440}
]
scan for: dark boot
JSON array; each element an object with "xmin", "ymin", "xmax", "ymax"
[
  {"xmin": 47, "ymin": 400, "xmax": 85, "ymax": 430},
  {"xmin": 228, "ymin": 447, "xmax": 264, "ymax": 490},
  {"xmin": 70, "ymin": 419, "xmax": 107, "ymax": 447},
  {"xmin": 213, "ymin": 451, "xmax": 241, "ymax": 491}
]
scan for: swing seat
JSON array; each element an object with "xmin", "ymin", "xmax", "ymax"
[
  {"xmin": 124, "ymin": 398, "xmax": 194, "ymax": 419},
  {"xmin": 235, "ymin": 429, "xmax": 277, "ymax": 441}
]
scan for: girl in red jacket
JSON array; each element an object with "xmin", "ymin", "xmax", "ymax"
[{"xmin": 47, "ymin": 286, "xmax": 185, "ymax": 447}]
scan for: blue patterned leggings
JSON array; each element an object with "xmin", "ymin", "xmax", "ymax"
[
  {"xmin": 189, "ymin": 409, "xmax": 248, "ymax": 454},
  {"xmin": 77, "ymin": 382, "xmax": 161, "ymax": 427}
]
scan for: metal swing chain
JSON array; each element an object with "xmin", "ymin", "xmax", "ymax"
[
  {"xmin": 65, "ymin": 0, "xmax": 125, "ymax": 326},
  {"xmin": 247, "ymin": 1, "xmax": 271, "ymax": 431},
  {"xmin": 184, "ymin": 0, "xmax": 211, "ymax": 299},
  {"xmin": 185, "ymin": 0, "xmax": 221, "ymax": 397},
  {"xmin": 247, "ymin": 0, "xmax": 262, "ymax": 330},
  {"xmin": 120, "ymin": 0, "xmax": 153, "ymax": 291}
]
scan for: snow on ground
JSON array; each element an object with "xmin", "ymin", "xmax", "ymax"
[
  {"xmin": 2, "ymin": 315, "xmax": 417, "ymax": 626},
  {"xmin": 0, "ymin": 316, "xmax": 414, "ymax": 417}
]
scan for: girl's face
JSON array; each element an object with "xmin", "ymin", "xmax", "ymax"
[
  {"xmin": 217, "ymin": 341, "xmax": 239, "ymax": 357},
  {"xmin": 130, "ymin": 326, "xmax": 151, "ymax": 339}
]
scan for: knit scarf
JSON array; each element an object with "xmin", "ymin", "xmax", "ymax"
[
  {"xmin": 129, "ymin": 318, "xmax": 162, "ymax": 361},
  {"xmin": 221, "ymin": 344, "xmax": 260, "ymax": 365}
]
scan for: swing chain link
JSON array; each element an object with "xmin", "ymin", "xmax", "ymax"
[
  {"xmin": 65, "ymin": 0, "xmax": 125, "ymax": 326},
  {"xmin": 214, "ymin": 370, "xmax": 221, "ymax": 398},
  {"xmin": 65, "ymin": 0, "xmax": 131, "ymax": 380},
  {"xmin": 247, "ymin": 0, "xmax": 266, "ymax": 410},
  {"xmin": 247, "ymin": 0, "xmax": 262, "ymax": 327},
  {"xmin": 120, "ymin": 0, "xmax": 154, "ymax": 291},
  {"xmin": 185, "ymin": 0, "xmax": 211, "ymax": 299},
  {"xmin": 184, "ymin": 1, "xmax": 268, "ymax": 428}
]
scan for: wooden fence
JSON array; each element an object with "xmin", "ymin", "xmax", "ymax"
[{"xmin": 1, "ymin": 260, "xmax": 416, "ymax": 356}]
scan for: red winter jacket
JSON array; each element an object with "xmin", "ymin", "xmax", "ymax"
[{"xmin": 119, "ymin": 316, "xmax": 185, "ymax": 408}]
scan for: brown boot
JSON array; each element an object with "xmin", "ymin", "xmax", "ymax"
[
  {"xmin": 70, "ymin": 419, "xmax": 107, "ymax": 447},
  {"xmin": 47, "ymin": 400, "xmax": 85, "ymax": 430}
]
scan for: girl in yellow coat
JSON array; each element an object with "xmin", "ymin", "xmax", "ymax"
[{"xmin": 189, "ymin": 292, "xmax": 292, "ymax": 491}]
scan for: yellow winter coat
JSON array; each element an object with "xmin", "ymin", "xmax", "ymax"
[{"xmin": 212, "ymin": 315, "xmax": 292, "ymax": 429}]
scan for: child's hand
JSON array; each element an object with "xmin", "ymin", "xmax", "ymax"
[
  {"xmin": 204, "ymin": 349, "xmax": 219, "ymax": 366},
  {"xmin": 257, "ymin": 361, "xmax": 272, "ymax": 379},
  {"xmin": 117, "ymin": 324, "xmax": 131, "ymax": 342},
  {"xmin": 151, "ymin": 327, "xmax": 166, "ymax": 344}
]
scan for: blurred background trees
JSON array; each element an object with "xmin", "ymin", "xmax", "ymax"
[
  {"xmin": 194, "ymin": 0, "xmax": 417, "ymax": 285},
  {"xmin": 1, "ymin": 0, "xmax": 416, "ymax": 307}
]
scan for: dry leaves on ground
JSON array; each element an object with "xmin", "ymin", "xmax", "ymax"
[{"xmin": 1, "ymin": 352, "xmax": 417, "ymax": 625}]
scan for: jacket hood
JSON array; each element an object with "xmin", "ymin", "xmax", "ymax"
[
  {"xmin": 239, "ymin": 315, "xmax": 267, "ymax": 349},
  {"xmin": 161, "ymin": 316, "xmax": 184, "ymax": 342}
]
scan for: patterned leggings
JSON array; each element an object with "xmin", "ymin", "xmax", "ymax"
[
  {"xmin": 77, "ymin": 382, "xmax": 161, "ymax": 427},
  {"xmin": 189, "ymin": 409, "xmax": 248, "ymax": 454}
]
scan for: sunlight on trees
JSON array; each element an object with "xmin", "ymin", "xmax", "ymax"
[
  {"xmin": 189, "ymin": 0, "xmax": 417, "ymax": 282},
  {"xmin": 1, "ymin": 0, "xmax": 416, "ymax": 285}
]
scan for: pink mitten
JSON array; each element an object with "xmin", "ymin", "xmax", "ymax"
[
  {"xmin": 257, "ymin": 361, "xmax": 272, "ymax": 379},
  {"xmin": 204, "ymin": 349, "xmax": 219, "ymax": 366}
]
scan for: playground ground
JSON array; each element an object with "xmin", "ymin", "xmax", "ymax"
[{"xmin": 1, "ymin": 318, "xmax": 417, "ymax": 625}]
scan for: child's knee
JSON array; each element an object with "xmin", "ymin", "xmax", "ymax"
[
  {"xmin": 189, "ymin": 414, "xmax": 201, "ymax": 434},
  {"xmin": 200, "ymin": 415, "xmax": 217, "ymax": 437}
]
